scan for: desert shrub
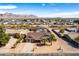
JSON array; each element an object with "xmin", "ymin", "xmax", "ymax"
[
  {"xmin": 13, "ymin": 33, "xmax": 20, "ymax": 39},
  {"xmin": 75, "ymin": 36, "xmax": 79, "ymax": 42},
  {"xmin": 60, "ymin": 29, "xmax": 64, "ymax": 33},
  {"xmin": 41, "ymin": 36, "xmax": 48, "ymax": 45},
  {"xmin": 50, "ymin": 34, "xmax": 57, "ymax": 41}
]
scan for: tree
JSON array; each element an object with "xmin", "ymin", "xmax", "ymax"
[
  {"xmin": 60, "ymin": 29, "xmax": 64, "ymax": 37},
  {"xmin": 75, "ymin": 36, "xmax": 79, "ymax": 42},
  {"xmin": 41, "ymin": 36, "xmax": 48, "ymax": 45},
  {"xmin": 0, "ymin": 25, "xmax": 10, "ymax": 46},
  {"xmin": 49, "ymin": 34, "xmax": 57, "ymax": 45},
  {"xmin": 74, "ymin": 20, "xmax": 79, "ymax": 24},
  {"xmin": 41, "ymin": 34, "xmax": 57, "ymax": 46}
]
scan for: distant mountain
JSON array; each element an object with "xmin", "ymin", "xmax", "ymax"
[{"xmin": 0, "ymin": 12, "xmax": 38, "ymax": 18}]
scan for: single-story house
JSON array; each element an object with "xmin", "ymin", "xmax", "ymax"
[{"xmin": 26, "ymin": 31, "xmax": 51, "ymax": 43}]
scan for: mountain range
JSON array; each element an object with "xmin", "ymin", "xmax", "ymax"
[{"xmin": 0, "ymin": 12, "xmax": 38, "ymax": 18}]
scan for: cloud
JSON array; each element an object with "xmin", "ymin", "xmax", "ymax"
[
  {"xmin": 0, "ymin": 10, "xmax": 7, "ymax": 13},
  {"xmin": 0, "ymin": 5, "xmax": 17, "ymax": 9}
]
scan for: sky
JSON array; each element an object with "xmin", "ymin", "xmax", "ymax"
[{"xmin": 0, "ymin": 3, "xmax": 79, "ymax": 18}]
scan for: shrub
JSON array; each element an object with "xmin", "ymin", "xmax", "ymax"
[
  {"xmin": 13, "ymin": 33, "xmax": 20, "ymax": 39},
  {"xmin": 60, "ymin": 29, "xmax": 64, "ymax": 33},
  {"xmin": 41, "ymin": 36, "xmax": 48, "ymax": 45},
  {"xmin": 50, "ymin": 34, "xmax": 57, "ymax": 41},
  {"xmin": 75, "ymin": 36, "xmax": 79, "ymax": 42}
]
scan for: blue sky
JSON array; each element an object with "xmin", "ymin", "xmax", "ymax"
[{"xmin": 0, "ymin": 3, "xmax": 79, "ymax": 18}]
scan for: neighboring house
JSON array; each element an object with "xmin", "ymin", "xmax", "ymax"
[
  {"xmin": 66, "ymin": 28, "xmax": 78, "ymax": 32},
  {"xmin": 28, "ymin": 26, "xmax": 50, "ymax": 32}
]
